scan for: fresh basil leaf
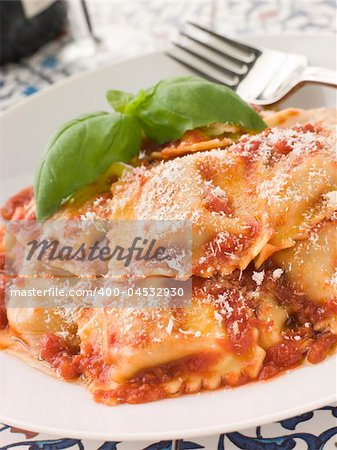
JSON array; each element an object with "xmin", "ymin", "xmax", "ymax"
[
  {"xmin": 126, "ymin": 76, "xmax": 267, "ymax": 144},
  {"xmin": 107, "ymin": 90, "xmax": 135, "ymax": 113},
  {"xmin": 125, "ymin": 89, "xmax": 150, "ymax": 114},
  {"xmin": 35, "ymin": 112, "xmax": 141, "ymax": 220}
]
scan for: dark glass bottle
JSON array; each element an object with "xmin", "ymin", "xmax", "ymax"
[{"xmin": 0, "ymin": 0, "xmax": 68, "ymax": 66}]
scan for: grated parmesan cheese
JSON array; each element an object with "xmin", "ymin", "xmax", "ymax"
[{"xmin": 252, "ymin": 270, "xmax": 265, "ymax": 286}]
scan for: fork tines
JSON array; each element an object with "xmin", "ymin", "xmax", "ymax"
[{"xmin": 167, "ymin": 22, "xmax": 261, "ymax": 88}]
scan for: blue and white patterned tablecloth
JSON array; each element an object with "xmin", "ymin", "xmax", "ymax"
[{"xmin": 1, "ymin": 1, "xmax": 337, "ymax": 449}]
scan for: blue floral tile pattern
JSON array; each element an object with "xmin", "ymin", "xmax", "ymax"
[{"xmin": 1, "ymin": 1, "xmax": 337, "ymax": 449}]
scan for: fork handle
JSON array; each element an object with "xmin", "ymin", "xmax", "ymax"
[{"xmin": 301, "ymin": 66, "xmax": 337, "ymax": 87}]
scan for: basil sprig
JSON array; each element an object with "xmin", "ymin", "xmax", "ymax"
[
  {"xmin": 107, "ymin": 90, "xmax": 134, "ymax": 113},
  {"xmin": 109, "ymin": 76, "xmax": 267, "ymax": 143},
  {"xmin": 35, "ymin": 112, "xmax": 141, "ymax": 220},
  {"xmin": 35, "ymin": 76, "xmax": 266, "ymax": 220}
]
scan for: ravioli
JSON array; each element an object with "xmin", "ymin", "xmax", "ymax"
[
  {"xmin": 74, "ymin": 273, "xmax": 275, "ymax": 405},
  {"xmin": 228, "ymin": 123, "xmax": 337, "ymax": 263},
  {"xmin": 273, "ymin": 213, "xmax": 337, "ymax": 334},
  {"xmin": 109, "ymin": 149, "xmax": 271, "ymax": 278}
]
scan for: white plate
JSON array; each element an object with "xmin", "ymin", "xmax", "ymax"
[{"xmin": 0, "ymin": 35, "xmax": 336, "ymax": 441}]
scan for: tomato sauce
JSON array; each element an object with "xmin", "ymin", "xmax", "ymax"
[
  {"xmin": 275, "ymin": 280, "xmax": 335, "ymax": 326},
  {"xmin": 307, "ymin": 332, "xmax": 337, "ymax": 364},
  {"xmin": 1, "ymin": 187, "xmax": 35, "ymax": 220},
  {"xmin": 40, "ymin": 333, "xmax": 81, "ymax": 379},
  {"xmin": 260, "ymin": 339, "xmax": 304, "ymax": 380},
  {"xmin": 95, "ymin": 381, "xmax": 167, "ymax": 405}
]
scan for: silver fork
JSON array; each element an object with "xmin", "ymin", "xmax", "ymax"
[{"xmin": 167, "ymin": 22, "xmax": 337, "ymax": 106}]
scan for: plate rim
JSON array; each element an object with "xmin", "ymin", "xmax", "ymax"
[{"xmin": 0, "ymin": 357, "xmax": 336, "ymax": 441}]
